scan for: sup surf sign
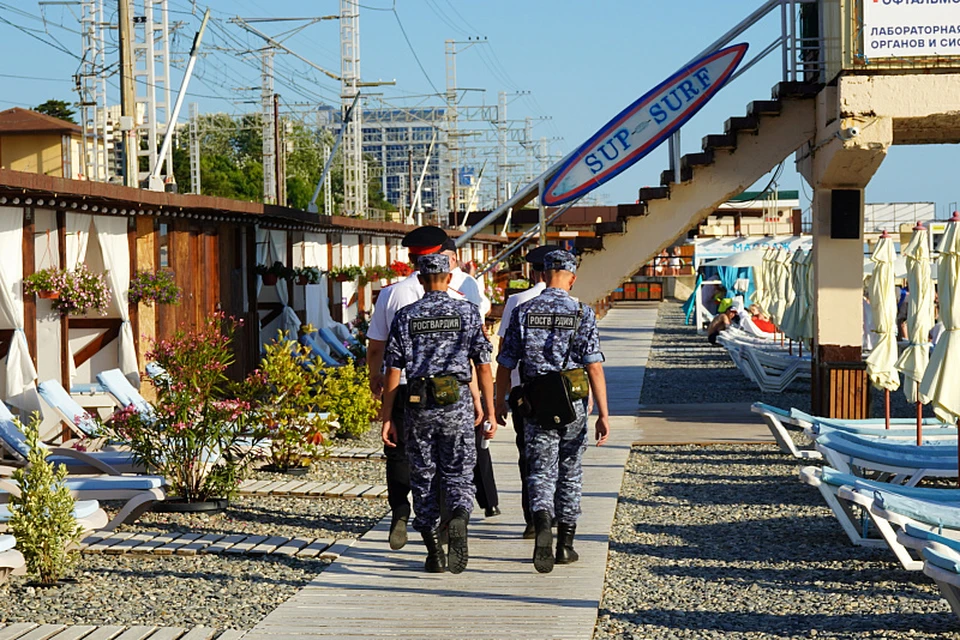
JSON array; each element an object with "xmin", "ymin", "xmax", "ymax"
[{"xmin": 543, "ymin": 43, "xmax": 748, "ymax": 207}]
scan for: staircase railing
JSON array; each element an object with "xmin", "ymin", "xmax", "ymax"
[{"xmin": 459, "ymin": 0, "xmax": 826, "ymax": 254}]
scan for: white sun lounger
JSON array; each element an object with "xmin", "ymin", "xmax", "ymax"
[
  {"xmin": 814, "ymin": 431, "xmax": 958, "ymax": 485},
  {"xmin": 750, "ymin": 402, "xmax": 821, "ymax": 459},
  {"xmin": 96, "ymin": 369, "xmax": 153, "ymax": 417},
  {"xmin": 0, "ymin": 402, "xmax": 142, "ymax": 476},
  {"xmin": 922, "ymin": 545, "xmax": 960, "ymax": 621},
  {"xmin": 37, "ymin": 378, "xmax": 108, "ymax": 442},
  {"xmin": 0, "ymin": 498, "xmax": 107, "ymax": 534},
  {"xmin": 0, "ymin": 534, "xmax": 23, "ymax": 580}
]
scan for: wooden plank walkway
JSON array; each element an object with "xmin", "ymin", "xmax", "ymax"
[
  {"xmin": 0, "ymin": 625, "xmax": 244, "ymax": 640},
  {"xmin": 236, "ymin": 480, "xmax": 388, "ymax": 499},
  {"xmin": 243, "ymin": 304, "xmax": 654, "ymax": 640},
  {"xmin": 78, "ymin": 532, "xmax": 352, "ymax": 560}
]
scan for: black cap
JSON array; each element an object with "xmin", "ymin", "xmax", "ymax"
[
  {"xmin": 441, "ymin": 237, "xmax": 457, "ymax": 252},
  {"xmin": 402, "ymin": 226, "xmax": 448, "ymax": 255},
  {"xmin": 525, "ymin": 244, "xmax": 563, "ymax": 270}
]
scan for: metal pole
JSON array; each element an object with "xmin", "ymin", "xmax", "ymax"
[
  {"xmin": 308, "ymin": 93, "xmax": 359, "ymax": 213},
  {"xmin": 479, "ymin": 198, "xmax": 582, "ymax": 276},
  {"xmin": 118, "ymin": 0, "xmax": 138, "ymax": 187},
  {"xmin": 538, "ymin": 177, "xmax": 547, "ymax": 245},
  {"xmin": 274, "ymin": 93, "xmax": 282, "ymax": 205},
  {"xmin": 150, "ymin": 9, "xmax": 210, "ymax": 189}
]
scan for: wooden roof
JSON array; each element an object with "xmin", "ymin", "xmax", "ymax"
[{"xmin": 0, "ymin": 108, "xmax": 81, "ymax": 135}]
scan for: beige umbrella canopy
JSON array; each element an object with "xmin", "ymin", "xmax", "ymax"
[
  {"xmin": 866, "ymin": 234, "xmax": 900, "ymax": 392},
  {"xmin": 921, "ymin": 214, "xmax": 960, "ymax": 423},
  {"xmin": 896, "ymin": 225, "xmax": 935, "ymax": 404},
  {"xmin": 798, "ymin": 250, "xmax": 814, "ymax": 345},
  {"xmin": 753, "ymin": 248, "xmax": 773, "ymax": 314}
]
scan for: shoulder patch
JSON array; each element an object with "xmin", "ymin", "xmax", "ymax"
[
  {"xmin": 410, "ymin": 315, "xmax": 462, "ymax": 335},
  {"xmin": 525, "ymin": 313, "xmax": 578, "ymax": 330}
]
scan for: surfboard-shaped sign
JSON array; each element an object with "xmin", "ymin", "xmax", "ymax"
[{"xmin": 543, "ymin": 43, "xmax": 748, "ymax": 207}]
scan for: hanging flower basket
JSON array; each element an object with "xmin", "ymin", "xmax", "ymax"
[
  {"xmin": 262, "ymin": 273, "xmax": 279, "ymax": 286},
  {"xmin": 128, "ymin": 270, "xmax": 181, "ymax": 306},
  {"xmin": 25, "ymin": 266, "xmax": 110, "ymax": 316},
  {"xmin": 256, "ymin": 262, "xmax": 295, "ymax": 287},
  {"xmin": 294, "ymin": 267, "xmax": 322, "ymax": 286}
]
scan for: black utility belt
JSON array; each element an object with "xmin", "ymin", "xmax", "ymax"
[
  {"xmin": 510, "ymin": 368, "xmax": 589, "ymax": 429},
  {"xmin": 407, "ymin": 375, "xmax": 467, "ymax": 406}
]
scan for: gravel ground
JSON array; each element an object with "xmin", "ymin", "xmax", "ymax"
[
  {"xmin": 640, "ymin": 301, "xmax": 931, "ymax": 418},
  {"xmin": 594, "ymin": 444, "xmax": 960, "ymax": 639},
  {"xmin": 0, "ymin": 425, "xmax": 389, "ymax": 630}
]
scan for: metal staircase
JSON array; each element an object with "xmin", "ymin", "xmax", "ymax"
[{"xmin": 572, "ymin": 80, "xmax": 820, "ymax": 304}]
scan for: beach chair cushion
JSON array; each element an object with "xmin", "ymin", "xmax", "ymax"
[
  {"xmin": 319, "ymin": 327, "xmax": 354, "ymax": 359},
  {"xmin": 0, "ymin": 535, "xmax": 14, "ymax": 554},
  {"xmin": 821, "ymin": 467, "xmax": 960, "ymax": 501},
  {"xmin": 38, "ymin": 379, "xmax": 101, "ymax": 436},
  {"xmin": 0, "ymin": 416, "xmax": 28, "ymax": 459},
  {"xmin": 905, "ymin": 523, "xmax": 960, "ymax": 555},
  {"xmin": 63, "ymin": 476, "xmax": 164, "ymax": 491},
  {"xmin": 0, "ymin": 498, "xmax": 100, "ymax": 522},
  {"xmin": 97, "ymin": 369, "xmax": 152, "ymax": 415},
  {"xmin": 874, "ymin": 490, "xmax": 960, "ymax": 530},
  {"xmin": 301, "ymin": 333, "xmax": 341, "ymax": 367},
  {"xmin": 816, "ymin": 433, "xmax": 959, "ymax": 471},
  {"xmin": 923, "ymin": 546, "xmax": 960, "ymax": 574}
]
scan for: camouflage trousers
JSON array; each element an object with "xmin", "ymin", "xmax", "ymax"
[
  {"xmin": 523, "ymin": 400, "xmax": 588, "ymax": 526},
  {"xmin": 405, "ymin": 389, "xmax": 477, "ymax": 534}
]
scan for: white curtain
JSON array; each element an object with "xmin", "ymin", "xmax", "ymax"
[
  {"xmin": 268, "ymin": 230, "xmax": 298, "ymax": 337},
  {"xmin": 93, "ymin": 216, "xmax": 138, "ymax": 383},
  {"xmin": 66, "ymin": 214, "xmax": 92, "ymax": 269},
  {"xmin": 305, "ymin": 277, "xmax": 336, "ymax": 330},
  {"xmin": 65, "ymin": 215, "xmax": 92, "ymax": 382},
  {"xmin": 0, "ymin": 211, "xmax": 39, "ymax": 412},
  {"xmin": 255, "ymin": 226, "xmax": 269, "ymax": 298}
]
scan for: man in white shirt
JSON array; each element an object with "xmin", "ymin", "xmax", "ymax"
[
  {"xmin": 495, "ymin": 244, "xmax": 559, "ymax": 538},
  {"xmin": 442, "ymin": 238, "xmax": 500, "ymax": 518}
]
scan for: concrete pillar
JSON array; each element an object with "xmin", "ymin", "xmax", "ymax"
[{"xmin": 801, "ymin": 104, "xmax": 892, "ymax": 417}]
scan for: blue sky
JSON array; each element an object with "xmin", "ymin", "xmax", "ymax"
[{"xmin": 0, "ymin": 0, "xmax": 956, "ymax": 219}]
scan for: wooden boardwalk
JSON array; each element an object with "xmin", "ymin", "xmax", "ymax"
[
  {"xmin": 243, "ymin": 304, "xmax": 655, "ymax": 640},
  {"xmin": 0, "ymin": 623, "xmax": 245, "ymax": 640}
]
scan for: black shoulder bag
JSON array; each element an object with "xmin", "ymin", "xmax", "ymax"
[{"xmin": 524, "ymin": 304, "xmax": 584, "ymax": 429}]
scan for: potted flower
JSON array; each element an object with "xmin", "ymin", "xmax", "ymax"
[
  {"xmin": 389, "ymin": 260, "xmax": 413, "ymax": 279},
  {"xmin": 128, "ymin": 270, "xmax": 181, "ymax": 306},
  {"xmin": 28, "ymin": 266, "xmax": 111, "ymax": 316},
  {"xmin": 255, "ymin": 261, "xmax": 294, "ymax": 286},
  {"xmin": 295, "ymin": 266, "xmax": 322, "ymax": 286},
  {"xmin": 24, "ymin": 267, "xmax": 68, "ymax": 300},
  {"xmin": 107, "ymin": 314, "xmax": 259, "ymax": 510},
  {"xmin": 329, "ymin": 265, "xmax": 364, "ymax": 283},
  {"xmin": 241, "ymin": 331, "xmax": 332, "ymax": 474}
]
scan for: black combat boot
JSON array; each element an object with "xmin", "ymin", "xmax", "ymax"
[
  {"xmin": 389, "ymin": 514, "xmax": 408, "ymax": 550},
  {"xmin": 522, "ymin": 521, "xmax": 536, "ymax": 539},
  {"xmin": 555, "ymin": 523, "xmax": 579, "ymax": 565},
  {"xmin": 532, "ymin": 510, "xmax": 555, "ymax": 573},
  {"xmin": 421, "ymin": 529, "xmax": 446, "ymax": 573},
  {"xmin": 447, "ymin": 508, "xmax": 470, "ymax": 574}
]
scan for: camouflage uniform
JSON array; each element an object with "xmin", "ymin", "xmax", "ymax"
[
  {"xmin": 497, "ymin": 287, "xmax": 604, "ymax": 525},
  {"xmin": 385, "ymin": 287, "xmax": 492, "ymax": 534}
]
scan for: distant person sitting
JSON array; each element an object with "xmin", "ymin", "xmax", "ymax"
[
  {"xmin": 748, "ymin": 304, "xmax": 776, "ymax": 334},
  {"xmin": 707, "ymin": 308, "xmax": 738, "ymax": 345}
]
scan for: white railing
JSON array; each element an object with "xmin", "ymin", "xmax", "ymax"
[{"xmin": 668, "ymin": 0, "xmax": 825, "ymax": 178}]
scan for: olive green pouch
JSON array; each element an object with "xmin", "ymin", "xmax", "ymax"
[
  {"xmin": 429, "ymin": 375, "xmax": 461, "ymax": 406},
  {"xmin": 562, "ymin": 368, "xmax": 589, "ymax": 401}
]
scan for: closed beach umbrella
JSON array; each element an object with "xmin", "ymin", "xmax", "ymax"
[
  {"xmin": 799, "ymin": 250, "xmax": 814, "ymax": 345},
  {"xmin": 753, "ymin": 248, "xmax": 772, "ymax": 314},
  {"xmin": 770, "ymin": 248, "xmax": 794, "ymax": 328},
  {"xmin": 780, "ymin": 248, "xmax": 807, "ymax": 342},
  {"xmin": 896, "ymin": 224, "xmax": 935, "ymax": 405},
  {"xmin": 866, "ymin": 233, "xmax": 900, "ymax": 394},
  {"xmin": 921, "ymin": 213, "xmax": 960, "ymax": 423}
]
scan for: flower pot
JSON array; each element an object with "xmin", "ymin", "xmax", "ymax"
[
  {"xmin": 36, "ymin": 290, "xmax": 60, "ymax": 300},
  {"xmin": 261, "ymin": 274, "xmax": 279, "ymax": 286},
  {"xmin": 151, "ymin": 497, "xmax": 229, "ymax": 514},
  {"xmin": 335, "ymin": 274, "xmax": 351, "ymax": 283},
  {"xmin": 296, "ymin": 275, "xmax": 308, "ymax": 286},
  {"xmin": 259, "ymin": 463, "xmax": 311, "ymax": 476}
]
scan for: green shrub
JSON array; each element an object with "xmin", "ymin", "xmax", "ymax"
[
  {"xmin": 324, "ymin": 362, "xmax": 380, "ymax": 438},
  {"xmin": 9, "ymin": 414, "xmax": 83, "ymax": 585}
]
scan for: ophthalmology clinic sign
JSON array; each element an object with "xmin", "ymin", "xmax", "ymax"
[
  {"xmin": 542, "ymin": 43, "xmax": 748, "ymax": 207},
  {"xmin": 865, "ymin": 0, "xmax": 960, "ymax": 59}
]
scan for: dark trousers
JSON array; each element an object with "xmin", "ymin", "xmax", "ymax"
[
  {"xmin": 473, "ymin": 426, "xmax": 499, "ymax": 510},
  {"xmin": 385, "ymin": 385, "xmax": 411, "ymax": 521},
  {"xmin": 513, "ymin": 409, "xmax": 531, "ymax": 525}
]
